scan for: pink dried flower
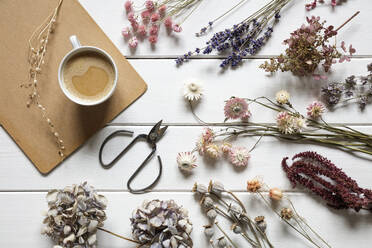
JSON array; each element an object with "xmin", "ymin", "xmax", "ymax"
[
  {"xmin": 202, "ymin": 128, "xmax": 214, "ymax": 143},
  {"xmin": 151, "ymin": 12, "xmax": 160, "ymax": 22},
  {"xmin": 196, "ymin": 128, "xmax": 214, "ymax": 156},
  {"xmin": 221, "ymin": 142, "xmax": 232, "ymax": 154},
  {"xmin": 121, "ymin": 27, "xmax": 131, "ymax": 38},
  {"xmin": 129, "ymin": 37, "xmax": 138, "ymax": 48},
  {"xmin": 228, "ymin": 147, "xmax": 250, "ymax": 167},
  {"xmin": 349, "ymin": 44, "xmax": 356, "ymax": 55},
  {"xmin": 306, "ymin": 101, "xmax": 325, "ymax": 119},
  {"xmin": 276, "ymin": 111, "xmax": 295, "ymax": 134},
  {"xmin": 173, "ymin": 24, "xmax": 182, "ymax": 33},
  {"xmin": 127, "ymin": 12, "xmax": 136, "ymax": 22},
  {"xmin": 137, "ymin": 25, "xmax": 147, "ymax": 36},
  {"xmin": 141, "ymin": 10, "xmax": 151, "ymax": 22},
  {"xmin": 148, "ymin": 35, "xmax": 158, "ymax": 44},
  {"xmin": 224, "ymin": 97, "xmax": 250, "ymax": 120},
  {"xmin": 158, "ymin": 5, "xmax": 167, "ymax": 15},
  {"xmin": 124, "ymin": 0, "xmax": 132, "ymax": 13},
  {"xmin": 149, "ymin": 25, "xmax": 159, "ymax": 36},
  {"xmin": 131, "ymin": 20, "xmax": 139, "ymax": 30},
  {"xmin": 164, "ymin": 17, "xmax": 173, "ymax": 29},
  {"xmin": 145, "ymin": 0, "xmax": 155, "ymax": 11}
]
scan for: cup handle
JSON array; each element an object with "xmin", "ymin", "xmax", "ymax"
[{"xmin": 69, "ymin": 35, "xmax": 81, "ymax": 49}]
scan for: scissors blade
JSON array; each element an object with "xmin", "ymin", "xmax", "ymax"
[{"xmin": 148, "ymin": 120, "xmax": 167, "ymax": 143}]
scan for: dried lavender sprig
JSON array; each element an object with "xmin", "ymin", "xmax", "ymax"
[
  {"xmin": 322, "ymin": 62, "xmax": 372, "ymax": 110},
  {"xmin": 176, "ymin": 0, "xmax": 292, "ymax": 68}
]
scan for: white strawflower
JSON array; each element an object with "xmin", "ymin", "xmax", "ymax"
[
  {"xmin": 205, "ymin": 144, "xmax": 220, "ymax": 159},
  {"xmin": 275, "ymin": 90, "xmax": 290, "ymax": 104},
  {"xmin": 183, "ymin": 81, "xmax": 203, "ymax": 102},
  {"xmin": 294, "ymin": 117, "xmax": 307, "ymax": 132},
  {"xmin": 177, "ymin": 152, "xmax": 197, "ymax": 172}
]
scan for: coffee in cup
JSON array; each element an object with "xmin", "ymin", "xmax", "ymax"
[{"xmin": 58, "ymin": 35, "xmax": 118, "ymax": 106}]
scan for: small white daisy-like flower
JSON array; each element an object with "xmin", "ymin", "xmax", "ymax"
[
  {"xmin": 183, "ymin": 81, "xmax": 203, "ymax": 102},
  {"xmin": 275, "ymin": 90, "xmax": 290, "ymax": 104},
  {"xmin": 205, "ymin": 143, "xmax": 220, "ymax": 159},
  {"xmin": 294, "ymin": 117, "xmax": 307, "ymax": 132},
  {"xmin": 177, "ymin": 152, "xmax": 197, "ymax": 172}
]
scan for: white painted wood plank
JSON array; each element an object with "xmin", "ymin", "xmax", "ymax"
[
  {"xmin": 78, "ymin": 0, "xmax": 372, "ymax": 56},
  {"xmin": 114, "ymin": 58, "xmax": 372, "ymax": 124},
  {"xmin": 1, "ymin": 192, "xmax": 372, "ymax": 247},
  {"xmin": 1, "ymin": 125, "xmax": 371, "ymax": 191}
]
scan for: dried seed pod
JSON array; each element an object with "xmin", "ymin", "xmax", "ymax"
[
  {"xmin": 254, "ymin": 216, "xmax": 267, "ymax": 233},
  {"xmin": 280, "ymin": 207, "xmax": 294, "ymax": 220},
  {"xmin": 131, "ymin": 199, "xmax": 193, "ymax": 247},
  {"xmin": 42, "ymin": 182, "xmax": 107, "ymax": 248}
]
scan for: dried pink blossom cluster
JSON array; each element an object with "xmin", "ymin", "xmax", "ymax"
[
  {"xmin": 177, "ymin": 128, "xmax": 251, "ymax": 172},
  {"xmin": 260, "ymin": 15, "xmax": 356, "ymax": 80},
  {"xmin": 305, "ymin": 0, "xmax": 337, "ymax": 11},
  {"xmin": 282, "ymin": 151, "xmax": 372, "ymax": 211},
  {"xmin": 122, "ymin": 0, "xmax": 183, "ymax": 48}
]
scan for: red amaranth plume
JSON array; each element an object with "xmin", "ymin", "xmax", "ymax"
[{"xmin": 282, "ymin": 151, "xmax": 372, "ymax": 212}]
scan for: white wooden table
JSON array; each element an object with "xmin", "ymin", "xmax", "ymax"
[{"xmin": 1, "ymin": 0, "xmax": 372, "ymax": 247}]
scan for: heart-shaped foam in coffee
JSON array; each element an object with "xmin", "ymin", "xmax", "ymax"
[{"xmin": 72, "ymin": 66, "xmax": 109, "ymax": 96}]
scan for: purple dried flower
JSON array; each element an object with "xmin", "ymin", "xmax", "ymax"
[{"xmin": 282, "ymin": 151, "xmax": 372, "ymax": 211}]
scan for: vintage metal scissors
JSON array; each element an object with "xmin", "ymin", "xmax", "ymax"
[{"xmin": 99, "ymin": 120, "xmax": 168, "ymax": 194}]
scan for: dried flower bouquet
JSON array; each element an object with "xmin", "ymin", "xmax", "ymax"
[
  {"xmin": 260, "ymin": 13, "xmax": 359, "ymax": 80},
  {"xmin": 176, "ymin": 0, "xmax": 292, "ymax": 68},
  {"xmin": 193, "ymin": 180, "xmax": 330, "ymax": 248},
  {"xmin": 21, "ymin": 0, "xmax": 65, "ymax": 156},
  {"xmin": 178, "ymin": 91, "xmax": 372, "ymax": 172},
  {"xmin": 122, "ymin": 0, "xmax": 204, "ymax": 47}
]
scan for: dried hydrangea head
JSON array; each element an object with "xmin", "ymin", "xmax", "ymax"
[
  {"xmin": 131, "ymin": 199, "xmax": 193, "ymax": 247},
  {"xmin": 275, "ymin": 90, "xmax": 290, "ymax": 105},
  {"xmin": 183, "ymin": 81, "xmax": 204, "ymax": 102},
  {"xmin": 177, "ymin": 151, "xmax": 198, "ymax": 172},
  {"xmin": 41, "ymin": 182, "xmax": 107, "ymax": 248}
]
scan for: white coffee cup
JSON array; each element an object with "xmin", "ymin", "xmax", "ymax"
[{"xmin": 58, "ymin": 35, "xmax": 118, "ymax": 106}]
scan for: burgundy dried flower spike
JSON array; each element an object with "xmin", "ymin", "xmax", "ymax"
[{"xmin": 282, "ymin": 151, "xmax": 372, "ymax": 212}]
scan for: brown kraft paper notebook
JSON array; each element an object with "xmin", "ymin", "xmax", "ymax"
[{"xmin": 0, "ymin": 0, "xmax": 147, "ymax": 174}]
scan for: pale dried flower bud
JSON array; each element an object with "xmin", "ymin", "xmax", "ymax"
[
  {"xmin": 201, "ymin": 195, "xmax": 214, "ymax": 209},
  {"xmin": 231, "ymin": 223, "xmax": 242, "ymax": 234},
  {"xmin": 275, "ymin": 90, "xmax": 290, "ymax": 104},
  {"xmin": 204, "ymin": 225, "xmax": 215, "ymax": 237},
  {"xmin": 192, "ymin": 183, "xmax": 207, "ymax": 194},
  {"xmin": 208, "ymin": 180, "xmax": 225, "ymax": 194},
  {"xmin": 269, "ymin": 187, "xmax": 283, "ymax": 201},
  {"xmin": 206, "ymin": 208, "xmax": 217, "ymax": 219},
  {"xmin": 217, "ymin": 236, "xmax": 228, "ymax": 247},
  {"xmin": 254, "ymin": 216, "xmax": 267, "ymax": 233},
  {"xmin": 280, "ymin": 207, "xmax": 294, "ymax": 220}
]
